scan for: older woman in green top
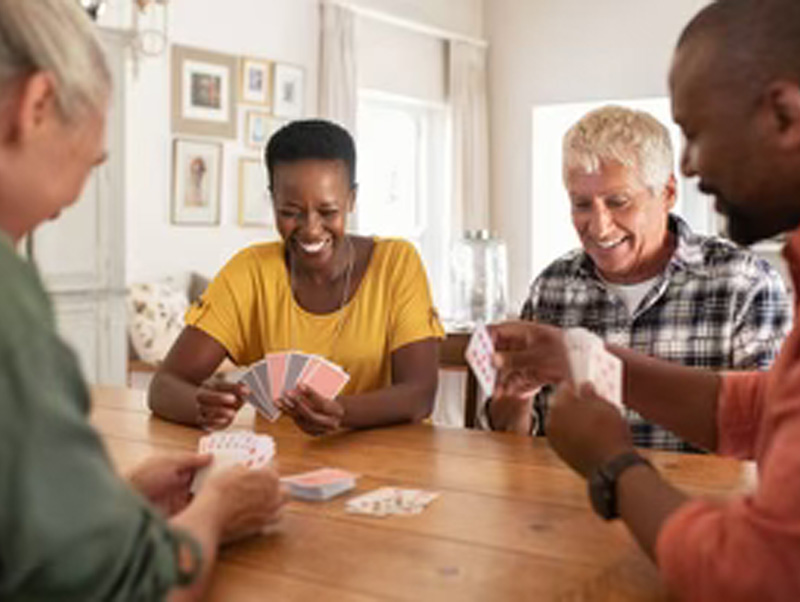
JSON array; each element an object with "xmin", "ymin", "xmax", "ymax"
[{"xmin": 0, "ymin": 2, "xmax": 286, "ymax": 600}]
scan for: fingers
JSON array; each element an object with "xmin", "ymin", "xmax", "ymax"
[
  {"xmin": 197, "ymin": 387, "xmax": 244, "ymax": 429},
  {"xmin": 276, "ymin": 387, "xmax": 343, "ymax": 436},
  {"xmin": 292, "ymin": 400, "xmax": 340, "ymax": 431}
]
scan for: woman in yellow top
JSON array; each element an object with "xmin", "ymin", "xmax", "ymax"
[{"xmin": 149, "ymin": 120, "xmax": 444, "ymax": 435}]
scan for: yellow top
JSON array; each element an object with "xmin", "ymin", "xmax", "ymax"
[{"xmin": 185, "ymin": 238, "xmax": 444, "ymax": 395}]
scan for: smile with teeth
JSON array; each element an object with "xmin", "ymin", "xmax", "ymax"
[
  {"xmin": 595, "ymin": 237, "xmax": 627, "ymax": 250},
  {"xmin": 297, "ymin": 238, "xmax": 330, "ymax": 254}
]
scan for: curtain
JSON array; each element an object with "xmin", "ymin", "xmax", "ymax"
[
  {"xmin": 449, "ymin": 40, "xmax": 490, "ymax": 234},
  {"xmin": 319, "ymin": 3, "xmax": 357, "ymax": 134}
]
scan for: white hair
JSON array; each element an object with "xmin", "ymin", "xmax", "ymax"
[
  {"xmin": 0, "ymin": 0, "xmax": 110, "ymax": 119},
  {"xmin": 563, "ymin": 105, "xmax": 674, "ymax": 191}
]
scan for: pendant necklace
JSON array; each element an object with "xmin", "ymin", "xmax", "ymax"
[{"xmin": 288, "ymin": 235, "xmax": 355, "ymax": 356}]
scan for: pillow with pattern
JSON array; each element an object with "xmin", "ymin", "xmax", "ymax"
[{"xmin": 126, "ymin": 279, "xmax": 189, "ymax": 365}]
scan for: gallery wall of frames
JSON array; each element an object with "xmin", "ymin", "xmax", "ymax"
[{"xmin": 170, "ymin": 44, "xmax": 305, "ymax": 228}]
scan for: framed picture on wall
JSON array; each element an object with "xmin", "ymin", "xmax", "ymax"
[
  {"xmin": 245, "ymin": 111, "xmax": 282, "ymax": 150},
  {"xmin": 239, "ymin": 57, "xmax": 272, "ymax": 106},
  {"xmin": 171, "ymin": 45, "xmax": 237, "ymax": 138},
  {"xmin": 272, "ymin": 63, "xmax": 305, "ymax": 119},
  {"xmin": 238, "ymin": 157, "xmax": 272, "ymax": 227},
  {"xmin": 172, "ymin": 138, "xmax": 222, "ymax": 225}
]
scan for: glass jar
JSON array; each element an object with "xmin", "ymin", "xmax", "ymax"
[{"xmin": 449, "ymin": 230, "xmax": 508, "ymax": 329}]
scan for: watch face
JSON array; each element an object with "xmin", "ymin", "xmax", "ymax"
[{"xmin": 588, "ymin": 470, "xmax": 616, "ymax": 520}]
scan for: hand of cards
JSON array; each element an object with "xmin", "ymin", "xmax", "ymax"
[
  {"xmin": 563, "ymin": 327, "xmax": 623, "ymax": 410},
  {"xmin": 238, "ymin": 351, "xmax": 350, "ymax": 421},
  {"xmin": 191, "ymin": 430, "xmax": 276, "ymax": 493}
]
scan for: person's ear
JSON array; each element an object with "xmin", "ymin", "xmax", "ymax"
[
  {"xmin": 764, "ymin": 80, "xmax": 800, "ymax": 151},
  {"xmin": 347, "ymin": 184, "xmax": 358, "ymax": 213},
  {"xmin": 663, "ymin": 174, "xmax": 678, "ymax": 210}
]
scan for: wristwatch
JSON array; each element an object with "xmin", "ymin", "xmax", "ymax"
[{"xmin": 588, "ymin": 450, "xmax": 653, "ymax": 520}]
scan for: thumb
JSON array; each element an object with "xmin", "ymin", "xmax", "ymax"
[
  {"xmin": 577, "ymin": 381, "xmax": 598, "ymax": 399},
  {"xmin": 183, "ymin": 452, "xmax": 213, "ymax": 470}
]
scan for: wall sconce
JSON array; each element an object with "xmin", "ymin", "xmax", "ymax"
[
  {"xmin": 132, "ymin": 0, "xmax": 170, "ymax": 57},
  {"xmin": 79, "ymin": 0, "xmax": 107, "ymax": 20}
]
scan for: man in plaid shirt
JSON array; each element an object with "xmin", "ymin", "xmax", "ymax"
[{"xmin": 485, "ymin": 106, "xmax": 791, "ymax": 451}]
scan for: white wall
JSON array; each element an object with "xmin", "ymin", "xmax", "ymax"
[
  {"xmin": 113, "ymin": 0, "xmax": 319, "ymax": 283},
  {"xmin": 99, "ymin": 0, "xmax": 482, "ymax": 284},
  {"xmin": 484, "ymin": 0, "xmax": 708, "ymax": 308}
]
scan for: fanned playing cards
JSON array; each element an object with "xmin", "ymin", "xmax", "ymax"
[
  {"xmin": 191, "ymin": 430, "xmax": 276, "ymax": 493},
  {"xmin": 345, "ymin": 487, "xmax": 439, "ymax": 517},
  {"xmin": 238, "ymin": 352, "xmax": 350, "ymax": 421}
]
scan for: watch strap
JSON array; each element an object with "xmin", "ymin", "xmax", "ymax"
[
  {"xmin": 600, "ymin": 450, "xmax": 652, "ymax": 482},
  {"xmin": 590, "ymin": 450, "xmax": 653, "ymax": 520}
]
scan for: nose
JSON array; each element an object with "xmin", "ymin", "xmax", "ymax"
[
  {"xmin": 680, "ymin": 144, "xmax": 697, "ymax": 178},
  {"xmin": 587, "ymin": 202, "xmax": 614, "ymax": 239},
  {"xmin": 301, "ymin": 210, "xmax": 324, "ymax": 238}
]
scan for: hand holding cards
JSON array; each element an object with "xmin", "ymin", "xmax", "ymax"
[
  {"xmin": 238, "ymin": 352, "xmax": 350, "ymax": 421},
  {"xmin": 191, "ymin": 430, "xmax": 276, "ymax": 493},
  {"xmin": 563, "ymin": 328, "xmax": 623, "ymax": 410}
]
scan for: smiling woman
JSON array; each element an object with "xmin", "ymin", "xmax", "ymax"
[{"xmin": 148, "ymin": 119, "xmax": 445, "ymax": 435}]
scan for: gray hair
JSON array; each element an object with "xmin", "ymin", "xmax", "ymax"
[
  {"xmin": 563, "ymin": 105, "xmax": 674, "ymax": 191},
  {"xmin": 0, "ymin": 0, "xmax": 111, "ymax": 119}
]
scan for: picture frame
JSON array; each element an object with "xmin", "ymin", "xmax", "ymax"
[
  {"xmin": 239, "ymin": 57, "xmax": 272, "ymax": 106},
  {"xmin": 245, "ymin": 111, "xmax": 282, "ymax": 150},
  {"xmin": 272, "ymin": 63, "xmax": 305, "ymax": 119},
  {"xmin": 171, "ymin": 45, "xmax": 237, "ymax": 139},
  {"xmin": 172, "ymin": 138, "xmax": 222, "ymax": 225},
  {"xmin": 238, "ymin": 157, "xmax": 273, "ymax": 228}
]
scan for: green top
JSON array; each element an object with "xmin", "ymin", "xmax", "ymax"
[{"xmin": 0, "ymin": 235, "xmax": 198, "ymax": 600}]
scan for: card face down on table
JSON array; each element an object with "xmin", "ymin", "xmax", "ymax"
[
  {"xmin": 281, "ymin": 467, "xmax": 358, "ymax": 501},
  {"xmin": 237, "ymin": 352, "xmax": 350, "ymax": 421}
]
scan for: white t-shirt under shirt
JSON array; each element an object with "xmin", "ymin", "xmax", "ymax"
[{"xmin": 602, "ymin": 276, "xmax": 659, "ymax": 314}]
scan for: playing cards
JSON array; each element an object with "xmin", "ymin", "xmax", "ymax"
[
  {"xmin": 238, "ymin": 352, "xmax": 350, "ymax": 421},
  {"xmin": 345, "ymin": 487, "xmax": 439, "ymax": 517},
  {"xmin": 192, "ymin": 430, "xmax": 276, "ymax": 493},
  {"xmin": 465, "ymin": 322, "xmax": 497, "ymax": 396},
  {"xmin": 563, "ymin": 328, "xmax": 623, "ymax": 410},
  {"xmin": 281, "ymin": 467, "xmax": 358, "ymax": 501}
]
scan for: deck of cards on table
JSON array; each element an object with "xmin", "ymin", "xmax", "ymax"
[
  {"xmin": 281, "ymin": 468, "xmax": 358, "ymax": 501},
  {"xmin": 465, "ymin": 322, "xmax": 497, "ymax": 396},
  {"xmin": 345, "ymin": 487, "xmax": 440, "ymax": 517},
  {"xmin": 563, "ymin": 327, "xmax": 623, "ymax": 410},
  {"xmin": 191, "ymin": 431, "xmax": 275, "ymax": 493},
  {"xmin": 238, "ymin": 351, "xmax": 350, "ymax": 421}
]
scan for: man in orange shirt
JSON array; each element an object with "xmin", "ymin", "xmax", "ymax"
[{"xmin": 491, "ymin": 1, "xmax": 800, "ymax": 599}]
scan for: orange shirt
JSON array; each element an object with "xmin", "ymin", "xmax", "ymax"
[{"xmin": 656, "ymin": 227, "xmax": 800, "ymax": 601}]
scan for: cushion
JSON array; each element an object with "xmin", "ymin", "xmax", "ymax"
[{"xmin": 126, "ymin": 279, "xmax": 189, "ymax": 365}]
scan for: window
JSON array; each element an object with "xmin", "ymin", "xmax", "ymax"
[{"xmin": 355, "ymin": 90, "xmax": 450, "ymax": 308}]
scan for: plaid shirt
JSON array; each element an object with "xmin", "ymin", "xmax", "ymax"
[{"xmin": 521, "ymin": 215, "xmax": 791, "ymax": 451}]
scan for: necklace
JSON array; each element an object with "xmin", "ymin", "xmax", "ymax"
[{"xmin": 287, "ymin": 236, "xmax": 355, "ymax": 355}]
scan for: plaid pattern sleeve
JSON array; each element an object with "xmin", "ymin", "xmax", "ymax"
[{"xmin": 526, "ymin": 215, "xmax": 792, "ymax": 452}]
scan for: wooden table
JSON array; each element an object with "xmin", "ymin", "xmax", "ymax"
[{"xmin": 91, "ymin": 386, "xmax": 756, "ymax": 602}]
